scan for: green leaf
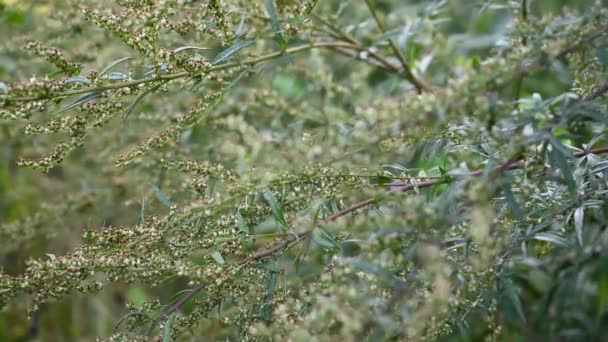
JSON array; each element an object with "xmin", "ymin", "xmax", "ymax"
[
  {"xmin": 503, "ymin": 180, "xmax": 523, "ymax": 220},
  {"xmin": 504, "ymin": 280, "xmax": 526, "ymax": 323},
  {"xmin": 597, "ymin": 48, "xmax": 608, "ymax": 66},
  {"xmin": 65, "ymin": 76, "xmax": 91, "ymax": 85},
  {"xmin": 236, "ymin": 210, "xmax": 252, "ymax": 251},
  {"xmin": 173, "ymin": 46, "xmax": 211, "ymax": 53},
  {"xmin": 211, "ymin": 251, "xmax": 225, "ymax": 265},
  {"xmin": 98, "ymin": 57, "xmax": 133, "ymax": 78},
  {"xmin": 54, "ymin": 92, "xmax": 102, "ymax": 114},
  {"xmin": 0, "ymin": 82, "xmax": 7, "ymax": 94},
  {"xmin": 533, "ymin": 232, "xmax": 568, "ymax": 247},
  {"xmin": 549, "ymin": 141, "xmax": 576, "ymax": 193},
  {"xmin": 574, "ymin": 207, "xmax": 584, "ymax": 247},
  {"xmin": 262, "ymin": 270, "xmax": 277, "ymax": 320},
  {"xmin": 262, "ymin": 188, "xmax": 289, "ymax": 230},
  {"xmin": 152, "ymin": 185, "xmax": 172, "ymax": 208},
  {"xmin": 162, "ymin": 313, "xmax": 176, "ymax": 342},
  {"xmin": 107, "ymin": 72, "xmax": 127, "ymax": 80},
  {"xmin": 266, "ymin": 0, "xmax": 286, "ymax": 51},
  {"xmin": 212, "ymin": 40, "xmax": 254, "ymax": 65},
  {"xmin": 312, "ymin": 227, "xmax": 340, "ymax": 249}
]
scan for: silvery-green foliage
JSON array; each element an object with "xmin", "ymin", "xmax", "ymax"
[{"xmin": 0, "ymin": 0, "xmax": 607, "ymax": 340}]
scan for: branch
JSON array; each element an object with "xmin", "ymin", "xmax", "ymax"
[
  {"xmin": 147, "ymin": 145, "xmax": 608, "ymax": 335},
  {"xmin": 5, "ymin": 41, "xmax": 365, "ymax": 103},
  {"xmin": 583, "ymin": 83, "xmax": 608, "ymax": 101},
  {"xmin": 364, "ymin": 0, "xmax": 431, "ymax": 93}
]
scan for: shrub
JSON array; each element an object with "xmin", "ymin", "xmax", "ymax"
[{"xmin": 1, "ymin": 0, "xmax": 607, "ymax": 340}]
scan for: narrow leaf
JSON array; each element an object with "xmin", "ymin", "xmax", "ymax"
[
  {"xmin": 54, "ymin": 92, "xmax": 102, "ymax": 114},
  {"xmin": 533, "ymin": 232, "xmax": 568, "ymax": 247},
  {"xmin": 174, "ymin": 46, "xmax": 211, "ymax": 53},
  {"xmin": 98, "ymin": 57, "xmax": 133, "ymax": 78},
  {"xmin": 504, "ymin": 280, "xmax": 526, "ymax": 323},
  {"xmin": 107, "ymin": 72, "xmax": 127, "ymax": 80},
  {"xmin": 503, "ymin": 180, "xmax": 524, "ymax": 220},
  {"xmin": 65, "ymin": 76, "xmax": 91, "ymax": 85},
  {"xmin": 211, "ymin": 251, "xmax": 225, "ymax": 265},
  {"xmin": 549, "ymin": 141, "xmax": 576, "ymax": 193},
  {"xmin": 162, "ymin": 313, "xmax": 176, "ymax": 342},
  {"xmin": 152, "ymin": 185, "xmax": 172, "ymax": 208},
  {"xmin": 0, "ymin": 82, "xmax": 7, "ymax": 94},
  {"xmin": 312, "ymin": 228, "xmax": 340, "ymax": 249},
  {"xmin": 266, "ymin": 0, "xmax": 286, "ymax": 51},
  {"xmin": 212, "ymin": 40, "xmax": 254, "ymax": 65},
  {"xmin": 574, "ymin": 207, "xmax": 584, "ymax": 247},
  {"xmin": 262, "ymin": 188, "xmax": 289, "ymax": 230}
]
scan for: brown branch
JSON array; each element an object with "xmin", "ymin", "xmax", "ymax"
[
  {"xmin": 147, "ymin": 145, "xmax": 608, "ymax": 335},
  {"xmin": 583, "ymin": 83, "xmax": 608, "ymax": 101},
  {"xmin": 363, "ymin": 0, "xmax": 430, "ymax": 93}
]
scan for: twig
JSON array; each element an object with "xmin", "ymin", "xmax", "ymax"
[
  {"xmin": 364, "ymin": 0, "xmax": 430, "ymax": 93},
  {"xmin": 5, "ymin": 41, "xmax": 371, "ymax": 103},
  {"xmin": 583, "ymin": 83, "xmax": 608, "ymax": 101},
  {"xmin": 147, "ymin": 145, "xmax": 608, "ymax": 335}
]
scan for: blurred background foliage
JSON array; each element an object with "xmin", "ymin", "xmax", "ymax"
[{"xmin": 0, "ymin": 0, "xmax": 607, "ymax": 340}]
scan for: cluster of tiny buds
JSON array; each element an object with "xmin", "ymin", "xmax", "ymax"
[{"xmin": 25, "ymin": 40, "xmax": 81, "ymax": 76}]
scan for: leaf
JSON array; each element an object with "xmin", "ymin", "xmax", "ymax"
[
  {"xmin": 139, "ymin": 193, "xmax": 146, "ymax": 223},
  {"xmin": 265, "ymin": 0, "xmax": 286, "ymax": 51},
  {"xmin": 46, "ymin": 253, "xmax": 56, "ymax": 261},
  {"xmin": 549, "ymin": 141, "xmax": 576, "ymax": 193},
  {"xmin": 152, "ymin": 185, "xmax": 172, "ymax": 208},
  {"xmin": 262, "ymin": 188, "xmax": 289, "ymax": 230},
  {"xmin": 236, "ymin": 210, "xmax": 252, "ymax": 251},
  {"xmin": 54, "ymin": 92, "xmax": 102, "ymax": 114},
  {"xmin": 162, "ymin": 313, "xmax": 176, "ymax": 342},
  {"xmin": 262, "ymin": 269, "xmax": 277, "ymax": 320},
  {"xmin": 65, "ymin": 76, "xmax": 91, "ymax": 85},
  {"xmin": 235, "ymin": 13, "xmax": 247, "ymax": 38},
  {"xmin": 211, "ymin": 251, "xmax": 225, "ymax": 265},
  {"xmin": 212, "ymin": 40, "xmax": 254, "ymax": 65},
  {"xmin": 0, "ymin": 82, "xmax": 7, "ymax": 94},
  {"xmin": 504, "ymin": 280, "xmax": 526, "ymax": 323},
  {"xmin": 533, "ymin": 232, "xmax": 568, "ymax": 247},
  {"xmin": 312, "ymin": 228, "xmax": 340, "ymax": 249},
  {"xmin": 574, "ymin": 207, "xmax": 584, "ymax": 247},
  {"xmin": 107, "ymin": 72, "xmax": 127, "ymax": 80},
  {"xmin": 503, "ymin": 180, "xmax": 523, "ymax": 220},
  {"xmin": 98, "ymin": 57, "xmax": 133, "ymax": 78},
  {"xmin": 597, "ymin": 48, "xmax": 608, "ymax": 66},
  {"xmin": 173, "ymin": 46, "xmax": 211, "ymax": 53}
]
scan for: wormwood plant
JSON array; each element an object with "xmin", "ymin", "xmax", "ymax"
[{"xmin": 1, "ymin": 0, "xmax": 608, "ymax": 340}]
